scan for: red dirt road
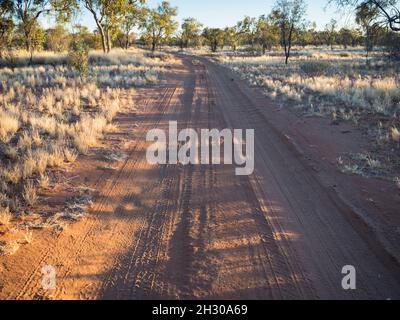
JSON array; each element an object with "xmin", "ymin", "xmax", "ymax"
[{"xmin": 0, "ymin": 55, "xmax": 399, "ymax": 300}]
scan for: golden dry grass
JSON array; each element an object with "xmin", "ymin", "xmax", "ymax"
[{"xmin": 0, "ymin": 48, "xmax": 177, "ymax": 232}]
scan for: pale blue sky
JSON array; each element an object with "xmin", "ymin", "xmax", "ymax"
[
  {"xmin": 43, "ymin": 0, "xmax": 355, "ymax": 31},
  {"xmin": 144, "ymin": 0, "xmax": 347, "ymax": 29}
]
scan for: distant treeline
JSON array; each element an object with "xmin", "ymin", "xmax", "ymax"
[{"xmin": 0, "ymin": 0, "xmax": 399, "ymax": 62}]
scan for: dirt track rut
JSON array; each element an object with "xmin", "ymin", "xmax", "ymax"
[{"xmin": 3, "ymin": 55, "xmax": 400, "ymax": 300}]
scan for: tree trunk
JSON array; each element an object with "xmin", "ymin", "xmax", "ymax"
[
  {"xmin": 124, "ymin": 22, "xmax": 131, "ymax": 50},
  {"xmin": 97, "ymin": 26, "xmax": 107, "ymax": 53},
  {"xmin": 106, "ymin": 28, "xmax": 111, "ymax": 53},
  {"xmin": 283, "ymin": 40, "xmax": 289, "ymax": 64},
  {"xmin": 26, "ymin": 34, "xmax": 34, "ymax": 64},
  {"xmin": 212, "ymin": 41, "xmax": 217, "ymax": 52},
  {"xmin": 24, "ymin": 28, "xmax": 31, "ymax": 53},
  {"xmin": 285, "ymin": 26, "xmax": 294, "ymax": 65},
  {"xmin": 90, "ymin": 11, "xmax": 107, "ymax": 53},
  {"xmin": 125, "ymin": 34, "xmax": 129, "ymax": 50},
  {"xmin": 25, "ymin": 38, "xmax": 30, "ymax": 52}
]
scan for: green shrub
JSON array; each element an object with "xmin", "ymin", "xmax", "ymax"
[
  {"xmin": 384, "ymin": 32, "xmax": 400, "ymax": 59},
  {"xmin": 68, "ymin": 40, "xmax": 89, "ymax": 78},
  {"xmin": 299, "ymin": 60, "xmax": 330, "ymax": 77},
  {"xmin": 2, "ymin": 50, "xmax": 18, "ymax": 70}
]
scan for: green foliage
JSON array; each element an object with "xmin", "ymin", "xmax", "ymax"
[
  {"xmin": 384, "ymin": 31, "xmax": 400, "ymax": 58},
  {"xmin": 255, "ymin": 15, "xmax": 280, "ymax": 53},
  {"xmin": 324, "ymin": 19, "xmax": 337, "ymax": 49},
  {"xmin": 29, "ymin": 21, "xmax": 45, "ymax": 52},
  {"xmin": 332, "ymin": 0, "xmax": 400, "ymax": 32},
  {"xmin": 2, "ymin": 49, "xmax": 18, "ymax": 70},
  {"xmin": 356, "ymin": 2, "xmax": 381, "ymax": 53},
  {"xmin": 14, "ymin": 0, "xmax": 76, "ymax": 54},
  {"xmin": 0, "ymin": 0, "xmax": 13, "ymax": 56},
  {"xmin": 45, "ymin": 24, "xmax": 71, "ymax": 52},
  {"xmin": 68, "ymin": 40, "xmax": 89, "ymax": 78},
  {"xmin": 120, "ymin": 3, "xmax": 146, "ymax": 49},
  {"xmin": 223, "ymin": 26, "xmax": 241, "ymax": 51},
  {"xmin": 202, "ymin": 28, "xmax": 225, "ymax": 52},
  {"xmin": 0, "ymin": 17, "xmax": 14, "ymax": 57},
  {"xmin": 181, "ymin": 17, "xmax": 202, "ymax": 48},
  {"xmin": 141, "ymin": 1, "xmax": 178, "ymax": 51},
  {"xmin": 84, "ymin": 0, "xmax": 146, "ymax": 53},
  {"xmin": 73, "ymin": 25, "xmax": 98, "ymax": 50},
  {"xmin": 270, "ymin": 0, "xmax": 307, "ymax": 63}
]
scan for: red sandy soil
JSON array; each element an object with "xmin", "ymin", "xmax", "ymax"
[{"xmin": 0, "ymin": 55, "xmax": 399, "ymax": 300}]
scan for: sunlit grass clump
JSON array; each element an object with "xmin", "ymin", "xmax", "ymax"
[{"xmin": 0, "ymin": 48, "xmax": 176, "ymax": 222}]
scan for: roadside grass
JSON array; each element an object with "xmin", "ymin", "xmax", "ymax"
[
  {"xmin": 0, "ymin": 48, "xmax": 177, "ymax": 255},
  {"xmin": 218, "ymin": 49, "xmax": 400, "ymax": 119},
  {"xmin": 210, "ymin": 46, "xmax": 400, "ymax": 183},
  {"xmin": 338, "ymin": 153, "xmax": 390, "ymax": 179},
  {"xmin": 0, "ymin": 206, "xmax": 11, "ymax": 226}
]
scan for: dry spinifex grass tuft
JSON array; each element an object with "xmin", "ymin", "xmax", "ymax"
[{"xmin": 0, "ymin": 48, "xmax": 176, "ymax": 254}]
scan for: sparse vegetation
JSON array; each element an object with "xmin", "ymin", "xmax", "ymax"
[
  {"xmin": 0, "ymin": 0, "xmax": 399, "ymax": 300},
  {"xmin": 0, "ymin": 206, "xmax": 11, "ymax": 226},
  {"xmin": 392, "ymin": 126, "xmax": 400, "ymax": 145},
  {"xmin": 22, "ymin": 180, "xmax": 37, "ymax": 206},
  {"xmin": 299, "ymin": 60, "xmax": 331, "ymax": 77},
  {"xmin": 0, "ymin": 47, "xmax": 176, "ymax": 246},
  {"xmin": 0, "ymin": 240, "xmax": 20, "ymax": 256},
  {"xmin": 68, "ymin": 40, "xmax": 90, "ymax": 78},
  {"xmin": 217, "ymin": 48, "xmax": 400, "ymax": 180},
  {"xmin": 38, "ymin": 174, "xmax": 50, "ymax": 189}
]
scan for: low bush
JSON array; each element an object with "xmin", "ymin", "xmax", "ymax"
[
  {"xmin": 68, "ymin": 40, "xmax": 89, "ymax": 78},
  {"xmin": 299, "ymin": 60, "xmax": 331, "ymax": 77}
]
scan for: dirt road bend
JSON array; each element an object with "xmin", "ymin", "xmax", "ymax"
[{"xmin": 2, "ymin": 55, "xmax": 400, "ymax": 300}]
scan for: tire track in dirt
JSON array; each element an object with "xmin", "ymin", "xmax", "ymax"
[
  {"xmin": 199, "ymin": 56, "xmax": 400, "ymax": 299},
  {"xmin": 165, "ymin": 62, "xmax": 220, "ymax": 298},
  {"xmin": 11, "ymin": 84, "xmax": 178, "ymax": 300},
  {"xmin": 7, "ymin": 55, "xmax": 400, "ymax": 300},
  {"xmin": 198, "ymin": 60, "xmax": 312, "ymax": 299},
  {"xmin": 80, "ymin": 85, "xmax": 182, "ymax": 299},
  {"xmin": 204, "ymin": 63, "xmax": 316, "ymax": 299},
  {"xmin": 207, "ymin": 59, "xmax": 361, "ymax": 299},
  {"xmin": 98, "ymin": 59, "xmax": 199, "ymax": 299},
  {"xmin": 56, "ymin": 86, "xmax": 180, "ymax": 300},
  {"xmin": 162, "ymin": 58, "xmax": 304, "ymax": 299}
]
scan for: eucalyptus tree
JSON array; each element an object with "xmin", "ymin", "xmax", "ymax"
[
  {"xmin": 180, "ymin": 17, "xmax": 202, "ymax": 48},
  {"xmin": 324, "ymin": 19, "xmax": 337, "ymax": 50},
  {"xmin": 119, "ymin": 0, "xmax": 146, "ymax": 49},
  {"xmin": 355, "ymin": 2, "xmax": 380, "ymax": 55},
  {"xmin": 270, "ymin": 0, "xmax": 307, "ymax": 64},
  {"xmin": 202, "ymin": 27, "xmax": 225, "ymax": 52},
  {"xmin": 84, "ymin": 0, "xmax": 131, "ymax": 53},
  {"xmin": 255, "ymin": 15, "xmax": 280, "ymax": 54},
  {"xmin": 13, "ymin": 0, "xmax": 75, "ymax": 57},
  {"xmin": 331, "ymin": 0, "xmax": 399, "ymax": 31},
  {"xmin": 0, "ymin": 0, "xmax": 14, "ymax": 57},
  {"xmin": 141, "ymin": 1, "xmax": 178, "ymax": 51}
]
